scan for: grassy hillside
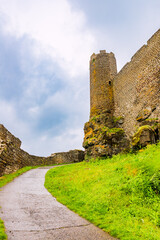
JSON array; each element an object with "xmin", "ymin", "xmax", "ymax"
[{"xmin": 45, "ymin": 143, "xmax": 160, "ymax": 240}]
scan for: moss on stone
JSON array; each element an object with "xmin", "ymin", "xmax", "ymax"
[
  {"xmin": 139, "ymin": 118, "xmax": 160, "ymax": 131},
  {"xmin": 145, "ymin": 118, "xmax": 158, "ymax": 122},
  {"xmin": 90, "ymin": 106, "xmax": 99, "ymax": 117},
  {"xmin": 83, "ymin": 111, "xmax": 129, "ymax": 158},
  {"xmin": 102, "ymin": 126, "xmax": 124, "ymax": 135},
  {"xmin": 90, "ymin": 115, "xmax": 100, "ymax": 122},
  {"xmin": 136, "ymin": 109, "xmax": 152, "ymax": 122},
  {"xmin": 113, "ymin": 116, "xmax": 124, "ymax": 123},
  {"xmin": 83, "ymin": 137, "xmax": 98, "ymax": 148},
  {"xmin": 132, "ymin": 125, "xmax": 153, "ymax": 146}
]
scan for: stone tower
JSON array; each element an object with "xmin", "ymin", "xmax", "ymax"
[
  {"xmin": 90, "ymin": 50, "xmax": 117, "ymax": 118},
  {"xmin": 83, "ymin": 50, "xmax": 129, "ymax": 158}
]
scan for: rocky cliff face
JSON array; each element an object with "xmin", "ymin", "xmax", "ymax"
[{"xmin": 83, "ymin": 111, "xmax": 129, "ymax": 158}]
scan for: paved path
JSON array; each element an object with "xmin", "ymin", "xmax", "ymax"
[{"xmin": 0, "ymin": 166, "xmax": 117, "ymax": 240}]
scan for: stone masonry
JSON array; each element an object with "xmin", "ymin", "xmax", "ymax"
[
  {"xmin": 83, "ymin": 29, "xmax": 160, "ymax": 158},
  {"xmin": 114, "ymin": 29, "xmax": 160, "ymax": 138},
  {"xmin": 90, "ymin": 50, "xmax": 117, "ymax": 117},
  {"xmin": 0, "ymin": 124, "xmax": 84, "ymax": 176}
]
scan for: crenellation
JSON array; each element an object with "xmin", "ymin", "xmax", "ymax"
[{"xmin": 100, "ymin": 50, "xmax": 106, "ymax": 54}]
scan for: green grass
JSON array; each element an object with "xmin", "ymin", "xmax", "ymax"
[
  {"xmin": 0, "ymin": 219, "xmax": 7, "ymax": 240},
  {"xmin": 45, "ymin": 143, "xmax": 160, "ymax": 240},
  {"xmin": 0, "ymin": 166, "xmax": 39, "ymax": 240},
  {"xmin": 0, "ymin": 166, "xmax": 38, "ymax": 188}
]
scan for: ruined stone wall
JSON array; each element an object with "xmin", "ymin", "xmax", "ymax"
[
  {"xmin": 114, "ymin": 29, "xmax": 160, "ymax": 138},
  {"xmin": 0, "ymin": 124, "xmax": 84, "ymax": 176},
  {"xmin": 0, "ymin": 124, "xmax": 21, "ymax": 149},
  {"xmin": 83, "ymin": 29, "xmax": 160, "ymax": 158},
  {"xmin": 90, "ymin": 50, "xmax": 117, "ymax": 118}
]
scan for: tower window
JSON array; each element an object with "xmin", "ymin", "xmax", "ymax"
[{"xmin": 109, "ymin": 81, "xmax": 111, "ymax": 86}]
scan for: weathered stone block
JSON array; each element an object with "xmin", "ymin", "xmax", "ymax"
[{"xmin": 131, "ymin": 125, "xmax": 156, "ymax": 148}]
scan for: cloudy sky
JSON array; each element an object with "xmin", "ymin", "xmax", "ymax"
[{"xmin": 0, "ymin": 0, "xmax": 159, "ymax": 156}]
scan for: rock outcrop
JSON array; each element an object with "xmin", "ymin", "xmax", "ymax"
[{"xmin": 83, "ymin": 111, "xmax": 129, "ymax": 158}]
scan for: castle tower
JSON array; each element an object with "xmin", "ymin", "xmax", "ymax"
[{"xmin": 90, "ymin": 50, "xmax": 117, "ymax": 118}]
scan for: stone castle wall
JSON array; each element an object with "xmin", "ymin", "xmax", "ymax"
[
  {"xmin": 114, "ymin": 29, "xmax": 160, "ymax": 138},
  {"xmin": 83, "ymin": 29, "xmax": 160, "ymax": 158},
  {"xmin": 0, "ymin": 124, "xmax": 84, "ymax": 176}
]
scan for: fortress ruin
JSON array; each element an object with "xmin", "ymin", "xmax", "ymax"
[
  {"xmin": 83, "ymin": 29, "xmax": 160, "ymax": 157},
  {"xmin": 0, "ymin": 29, "xmax": 160, "ymax": 175}
]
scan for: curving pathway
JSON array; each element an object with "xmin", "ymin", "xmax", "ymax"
[{"xmin": 0, "ymin": 166, "xmax": 117, "ymax": 240}]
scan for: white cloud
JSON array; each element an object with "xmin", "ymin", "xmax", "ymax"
[
  {"xmin": 0, "ymin": 0, "xmax": 91, "ymax": 155},
  {"xmin": 0, "ymin": 0, "xmax": 96, "ymax": 78},
  {"xmin": 0, "ymin": 99, "xmax": 84, "ymax": 156},
  {"xmin": 25, "ymin": 127, "xmax": 84, "ymax": 156},
  {"xmin": 0, "ymin": 99, "xmax": 31, "ymax": 141}
]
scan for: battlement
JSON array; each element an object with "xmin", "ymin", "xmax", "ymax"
[
  {"xmin": 90, "ymin": 50, "xmax": 114, "ymax": 61},
  {"xmin": 100, "ymin": 50, "xmax": 106, "ymax": 54}
]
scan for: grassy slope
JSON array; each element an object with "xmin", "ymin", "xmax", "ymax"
[
  {"xmin": 0, "ymin": 166, "xmax": 38, "ymax": 240},
  {"xmin": 45, "ymin": 143, "xmax": 160, "ymax": 240}
]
